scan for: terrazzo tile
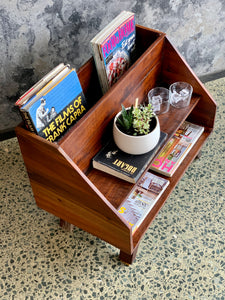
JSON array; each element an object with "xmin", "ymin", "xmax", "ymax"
[{"xmin": 1, "ymin": 78, "xmax": 225, "ymax": 299}]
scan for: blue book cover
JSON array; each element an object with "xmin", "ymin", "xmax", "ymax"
[{"xmin": 27, "ymin": 69, "xmax": 88, "ymax": 142}]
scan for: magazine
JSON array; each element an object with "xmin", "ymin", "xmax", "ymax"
[
  {"xmin": 118, "ymin": 171, "xmax": 169, "ymax": 232},
  {"xmin": 150, "ymin": 121, "xmax": 204, "ymax": 176},
  {"xmin": 90, "ymin": 11, "xmax": 136, "ymax": 93}
]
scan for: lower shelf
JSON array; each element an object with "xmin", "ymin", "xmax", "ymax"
[
  {"xmin": 88, "ymin": 126, "xmax": 210, "ymax": 208},
  {"xmin": 88, "ymin": 127, "xmax": 211, "ymax": 252},
  {"xmin": 132, "ymin": 129, "xmax": 211, "ymax": 248},
  {"xmin": 59, "ymin": 126, "xmax": 210, "ymax": 264}
]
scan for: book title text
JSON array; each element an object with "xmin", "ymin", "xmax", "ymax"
[{"xmin": 41, "ymin": 96, "xmax": 86, "ymax": 142}]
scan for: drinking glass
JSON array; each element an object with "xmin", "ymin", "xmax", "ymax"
[
  {"xmin": 169, "ymin": 82, "xmax": 193, "ymax": 108},
  {"xmin": 148, "ymin": 87, "xmax": 170, "ymax": 114}
]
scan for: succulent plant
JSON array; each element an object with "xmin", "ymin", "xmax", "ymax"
[
  {"xmin": 116, "ymin": 104, "xmax": 134, "ymax": 135},
  {"xmin": 116, "ymin": 99, "xmax": 154, "ymax": 136},
  {"xmin": 132, "ymin": 103, "xmax": 154, "ymax": 135}
]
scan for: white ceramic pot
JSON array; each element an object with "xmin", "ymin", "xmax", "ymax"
[{"xmin": 113, "ymin": 110, "xmax": 160, "ymax": 155}]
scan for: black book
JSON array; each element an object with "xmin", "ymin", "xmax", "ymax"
[{"xmin": 92, "ymin": 132, "xmax": 167, "ymax": 183}]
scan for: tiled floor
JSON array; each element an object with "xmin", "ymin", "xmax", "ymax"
[{"xmin": 1, "ymin": 78, "xmax": 225, "ymax": 299}]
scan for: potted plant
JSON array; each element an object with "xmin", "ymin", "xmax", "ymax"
[{"xmin": 113, "ymin": 98, "xmax": 160, "ymax": 155}]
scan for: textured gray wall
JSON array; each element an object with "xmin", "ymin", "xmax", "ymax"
[{"xmin": 1, "ymin": 0, "xmax": 224, "ymax": 133}]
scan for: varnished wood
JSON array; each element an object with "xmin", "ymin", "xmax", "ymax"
[
  {"xmin": 119, "ymin": 244, "xmax": 140, "ymax": 265},
  {"xmin": 162, "ymin": 37, "xmax": 217, "ymax": 129},
  {"xmin": 15, "ymin": 25, "xmax": 216, "ymax": 264},
  {"xmin": 132, "ymin": 130, "xmax": 211, "ymax": 249},
  {"xmin": 58, "ymin": 26, "xmax": 165, "ymax": 173},
  {"xmin": 60, "ymin": 219, "xmax": 74, "ymax": 232},
  {"xmin": 15, "ymin": 125, "xmax": 132, "ymax": 254}
]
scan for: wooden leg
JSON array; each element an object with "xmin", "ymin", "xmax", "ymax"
[
  {"xmin": 59, "ymin": 219, "xmax": 74, "ymax": 232},
  {"xmin": 119, "ymin": 246, "xmax": 139, "ymax": 264},
  {"xmin": 195, "ymin": 150, "xmax": 202, "ymax": 159}
]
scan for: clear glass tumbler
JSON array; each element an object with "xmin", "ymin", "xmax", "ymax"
[
  {"xmin": 148, "ymin": 87, "xmax": 170, "ymax": 114},
  {"xmin": 169, "ymin": 82, "xmax": 193, "ymax": 108}
]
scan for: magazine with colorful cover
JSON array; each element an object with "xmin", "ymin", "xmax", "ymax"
[
  {"xmin": 20, "ymin": 69, "xmax": 88, "ymax": 142},
  {"xmin": 149, "ymin": 121, "xmax": 204, "ymax": 177},
  {"xmin": 90, "ymin": 11, "xmax": 136, "ymax": 94},
  {"xmin": 118, "ymin": 171, "xmax": 169, "ymax": 232}
]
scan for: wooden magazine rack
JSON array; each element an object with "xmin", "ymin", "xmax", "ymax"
[{"xmin": 15, "ymin": 25, "xmax": 216, "ymax": 264}]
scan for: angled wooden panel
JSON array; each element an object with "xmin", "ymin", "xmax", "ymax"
[
  {"xmin": 15, "ymin": 125, "xmax": 132, "ymax": 254},
  {"xmin": 162, "ymin": 37, "xmax": 217, "ymax": 129}
]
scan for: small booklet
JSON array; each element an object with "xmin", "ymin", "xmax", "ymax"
[
  {"xmin": 149, "ymin": 121, "xmax": 204, "ymax": 177},
  {"xmin": 118, "ymin": 171, "xmax": 169, "ymax": 232}
]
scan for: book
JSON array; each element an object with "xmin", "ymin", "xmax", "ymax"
[
  {"xmin": 16, "ymin": 64, "xmax": 71, "ymax": 133},
  {"xmin": 18, "ymin": 68, "xmax": 88, "ymax": 142},
  {"xmin": 90, "ymin": 11, "xmax": 136, "ymax": 94},
  {"xmin": 149, "ymin": 121, "xmax": 204, "ymax": 177},
  {"xmin": 92, "ymin": 131, "xmax": 167, "ymax": 183},
  {"xmin": 118, "ymin": 171, "xmax": 169, "ymax": 232},
  {"xmin": 20, "ymin": 65, "xmax": 71, "ymax": 112},
  {"xmin": 15, "ymin": 63, "xmax": 67, "ymax": 108}
]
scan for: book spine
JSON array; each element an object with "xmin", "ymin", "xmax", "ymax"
[{"xmin": 19, "ymin": 110, "xmax": 37, "ymax": 133}]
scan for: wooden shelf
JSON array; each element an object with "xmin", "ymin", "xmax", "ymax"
[
  {"xmin": 15, "ymin": 25, "xmax": 216, "ymax": 264},
  {"xmin": 86, "ymin": 95, "xmax": 202, "ymax": 207},
  {"xmin": 132, "ymin": 129, "xmax": 211, "ymax": 247},
  {"xmin": 159, "ymin": 95, "xmax": 201, "ymax": 136}
]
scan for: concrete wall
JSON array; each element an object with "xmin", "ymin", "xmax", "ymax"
[{"xmin": 1, "ymin": 0, "xmax": 224, "ymax": 133}]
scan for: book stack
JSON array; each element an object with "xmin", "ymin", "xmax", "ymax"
[
  {"xmin": 90, "ymin": 11, "xmax": 136, "ymax": 94},
  {"xmin": 15, "ymin": 63, "xmax": 88, "ymax": 142}
]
